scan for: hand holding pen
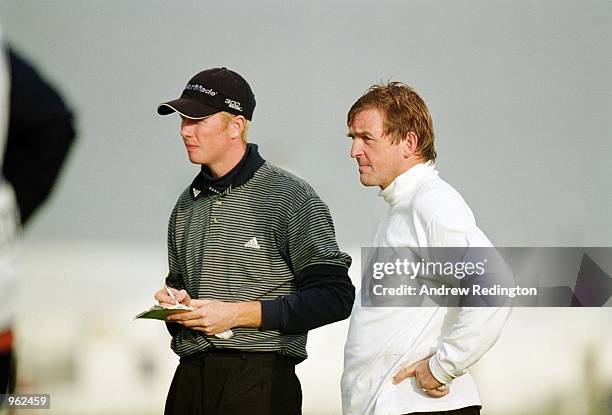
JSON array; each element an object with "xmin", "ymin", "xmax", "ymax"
[
  {"xmin": 154, "ymin": 284, "xmax": 191, "ymax": 307},
  {"xmin": 155, "ymin": 285, "xmax": 233, "ymax": 339}
]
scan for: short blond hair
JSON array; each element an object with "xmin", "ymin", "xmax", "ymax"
[{"xmin": 220, "ymin": 111, "xmax": 250, "ymax": 143}]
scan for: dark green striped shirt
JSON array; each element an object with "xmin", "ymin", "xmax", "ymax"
[{"xmin": 165, "ymin": 152, "xmax": 352, "ymax": 360}]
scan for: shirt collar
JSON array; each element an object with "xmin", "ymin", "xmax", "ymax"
[
  {"xmin": 378, "ymin": 162, "xmax": 438, "ymax": 206},
  {"xmin": 190, "ymin": 143, "xmax": 265, "ymax": 199}
]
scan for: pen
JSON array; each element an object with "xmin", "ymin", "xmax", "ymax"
[{"xmin": 164, "ymin": 284, "xmax": 179, "ymax": 305}]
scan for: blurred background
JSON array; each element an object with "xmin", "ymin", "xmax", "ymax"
[{"xmin": 0, "ymin": 0, "xmax": 611, "ymax": 414}]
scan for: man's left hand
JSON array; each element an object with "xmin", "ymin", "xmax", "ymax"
[
  {"xmin": 392, "ymin": 357, "xmax": 449, "ymax": 398},
  {"xmin": 166, "ymin": 299, "xmax": 238, "ymax": 335}
]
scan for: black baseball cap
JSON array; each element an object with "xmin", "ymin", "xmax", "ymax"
[{"xmin": 157, "ymin": 67, "xmax": 256, "ymax": 120}]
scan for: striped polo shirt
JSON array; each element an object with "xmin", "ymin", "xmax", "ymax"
[{"xmin": 165, "ymin": 146, "xmax": 351, "ymax": 360}]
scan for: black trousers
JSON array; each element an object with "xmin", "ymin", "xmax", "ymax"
[
  {"xmin": 164, "ymin": 350, "xmax": 302, "ymax": 415},
  {"xmin": 404, "ymin": 405, "xmax": 481, "ymax": 415}
]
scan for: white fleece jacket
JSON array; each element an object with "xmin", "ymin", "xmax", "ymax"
[{"xmin": 341, "ymin": 162, "xmax": 510, "ymax": 415}]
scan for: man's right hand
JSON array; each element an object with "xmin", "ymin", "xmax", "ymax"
[
  {"xmin": 154, "ymin": 287, "xmax": 191, "ymax": 307},
  {"xmin": 393, "ymin": 356, "xmax": 450, "ymax": 398}
]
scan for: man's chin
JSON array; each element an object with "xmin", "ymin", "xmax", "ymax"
[
  {"xmin": 188, "ymin": 156, "xmax": 205, "ymax": 165},
  {"xmin": 359, "ymin": 175, "xmax": 377, "ymax": 187}
]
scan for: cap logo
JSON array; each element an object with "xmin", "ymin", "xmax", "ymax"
[
  {"xmin": 225, "ymin": 99, "xmax": 243, "ymax": 112},
  {"xmin": 185, "ymin": 83, "xmax": 217, "ymax": 96}
]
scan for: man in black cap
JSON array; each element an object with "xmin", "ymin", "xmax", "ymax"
[{"xmin": 153, "ymin": 67, "xmax": 354, "ymax": 415}]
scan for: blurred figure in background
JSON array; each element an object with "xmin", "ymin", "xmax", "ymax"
[{"xmin": 0, "ymin": 43, "xmax": 76, "ymax": 399}]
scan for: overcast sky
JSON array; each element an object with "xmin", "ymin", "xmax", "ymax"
[{"xmin": 1, "ymin": 0, "xmax": 611, "ymax": 249}]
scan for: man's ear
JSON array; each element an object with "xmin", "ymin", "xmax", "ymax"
[
  {"xmin": 228, "ymin": 115, "xmax": 246, "ymax": 140},
  {"xmin": 402, "ymin": 131, "xmax": 419, "ymax": 158}
]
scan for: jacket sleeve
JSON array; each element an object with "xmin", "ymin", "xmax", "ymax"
[
  {"xmin": 425, "ymin": 201, "xmax": 511, "ymax": 384},
  {"xmin": 260, "ymin": 196, "xmax": 354, "ymax": 334}
]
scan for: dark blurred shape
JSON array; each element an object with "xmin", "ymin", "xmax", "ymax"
[
  {"xmin": 2, "ymin": 47, "xmax": 76, "ymax": 225},
  {"xmin": 571, "ymin": 253, "xmax": 612, "ymax": 307}
]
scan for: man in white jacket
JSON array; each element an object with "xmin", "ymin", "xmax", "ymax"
[{"xmin": 341, "ymin": 82, "xmax": 510, "ymax": 415}]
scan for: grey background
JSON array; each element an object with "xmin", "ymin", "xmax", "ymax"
[
  {"xmin": 2, "ymin": 2, "xmax": 612, "ymax": 414},
  {"xmin": 1, "ymin": 0, "xmax": 611, "ymax": 249}
]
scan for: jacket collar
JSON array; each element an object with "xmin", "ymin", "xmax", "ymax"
[
  {"xmin": 190, "ymin": 143, "xmax": 265, "ymax": 198},
  {"xmin": 378, "ymin": 162, "xmax": 438, "ymax": 206}
]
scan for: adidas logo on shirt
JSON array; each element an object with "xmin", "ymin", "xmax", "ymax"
[{"xmin": 244, "ymin": 237, "xmax": 261, "ymax": 250}]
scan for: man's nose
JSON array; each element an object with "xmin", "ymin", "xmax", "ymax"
[
  {"xmin": 350, "ymin": 140, "xmax": 362, "ymax": 159},
  {"xmin": 180, "ymin": 122, "xmax": 193, "ymax": 138}
]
